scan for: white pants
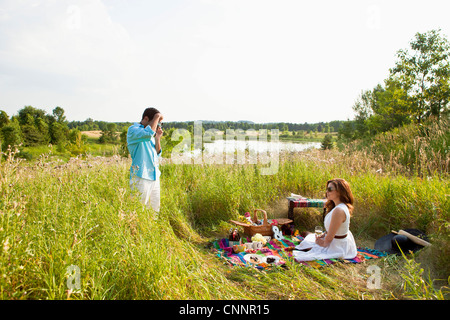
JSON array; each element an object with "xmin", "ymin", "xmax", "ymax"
[{"xmin": 130, "ymin": 176, "xmax": 160, "ymax": 212}]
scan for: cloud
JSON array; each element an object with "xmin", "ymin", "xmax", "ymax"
[{"xmin": 0, "ymin": 0, "xmax": 142, "ymax": 119}]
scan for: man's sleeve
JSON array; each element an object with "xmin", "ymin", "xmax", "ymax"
[{"xmin": 127, "ymin": 126, "xmax": 155, "ymax": 144}]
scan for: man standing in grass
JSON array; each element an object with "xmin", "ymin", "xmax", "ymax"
[{"xmin": 127, "ymin": 107, "xmax": 164, "ymax": 214}]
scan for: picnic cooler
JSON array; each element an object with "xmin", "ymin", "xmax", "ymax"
[{"xmin": 229, "ymin": 209, "xmax": 293, "ymax": 237}]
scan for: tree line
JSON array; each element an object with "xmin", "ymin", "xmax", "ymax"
[
  {"xmin": 0, "ymin": 106, "xmax": 89, "ymax": 156},
  {"xmin": 159, "ymin": 120, "xmax": 344, "ymax": 134},
  {"xmin": 66, "ymin": 118, "xmax": 345, "ymax": 134},
  {"xmin": 0, "ymin": 106, "xmax": 346, "ymax": 154}
]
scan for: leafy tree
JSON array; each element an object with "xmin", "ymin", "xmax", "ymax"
[
  {"xmin": 21, "ymin": 125, "xmax": 43, "ymax": 146},
  {"xmin": 374, "ymin": 78, "xmax": 412, "ymax": 131},
  {"xmin": 52, "ymin": 106, "xmax": 67, "ymax": 124},
  {"xmin": 354, "ymin": 80, "xmax": 412, "ymax": 136},
  {"xmin": 85, "ymin": 118, "xmax": 94, "ymax": 130},
  {"xmin": 35, "ymin": 117, "xmax": 50, "ymax": 144},
  {"xmin": 352, "ymin": 89, "xmax": 375, "ymax": 138},
  {"xmin": 16, "ymin": 106, "xmax": 50, "ymax": 146},
  {"xmin": 99, "ymin": 123, "xmax": 118, "ymax": 144},
  {"xmin": 348, "ymin": 29, "xmax": 450, "ymax": 143},
  {"xmin": 17, "ymin": 106, "xmax": 47, "ymax": 126},
  {"xmin": 389, "ymin": 29, "xmax": 450, "ymax": 122},
  {"xmin": 337, "ymin": 121, "xmax": 355, "ymax": 142},
  {"xmin": 49, "ymin": 121, "xmax": 68, "ymax": 145},
  {"xmin": 321, "ymin": 134, "xmax": 333, "ymax": 150},
  {"xmin": 68, "ymin": 128, "xmax": 82, "ymax": 146},
  {"xmin": 0, "ymin": 110, "xmax": 10, "ymax": 129},
  {"xmin": 1, "ymin": 119, "xmax": 23, "ymax": 151},
  {"xmin": 67, "ymin": 128, "xmax": 86, "ymax": 155},
  {"xmin": 119, "ymin": 128, "xmax": 129, "ymax": 158}
]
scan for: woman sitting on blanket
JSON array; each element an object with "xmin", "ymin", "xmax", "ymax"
[{"xmin": 293, "ymin": 178, "xmax": 357, "ymax": 262}]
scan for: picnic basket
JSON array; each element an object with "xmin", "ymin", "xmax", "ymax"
[{"xmin": 229, "ymin": 209, "xmax": 293, "ymax": 237}]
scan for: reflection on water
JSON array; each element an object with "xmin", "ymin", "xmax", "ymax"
[
  {"xmin": 170, "ymin": 134, "xmax": 321, "ymax": 156},
  {"xmin": 203, "ymin": 140, "xmax": 321, "ymax": 154},
  {"xmin": 183, "ymin": 140, "xmax": 321, "ymax": 157},
  {"xmin": 168, "ymin": 139, "xmax": 321, "ymax": 173}
]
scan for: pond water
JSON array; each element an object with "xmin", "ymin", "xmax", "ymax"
[
  {"xmin": 202, "ymin": 140, "xmax": 321, "ymax": 154},
  {"xmin": 168, "ymin": 138, "xmax": 321, "ymax": 170}
]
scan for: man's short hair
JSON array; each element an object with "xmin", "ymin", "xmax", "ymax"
[{"xmin": 142, "ymin": 107, "xmax": 160, "ymax": 121}]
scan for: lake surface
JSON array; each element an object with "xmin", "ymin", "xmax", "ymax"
[
  {"xmin": 178, "ymin": 140, "xmax": 321, "ymax": 158},
  {"xmin": 203, "ymin": 140, "xmax": 321, "ymax": 154},
  {"xmin": 169, "ymin": 139, "xmax": 321, "ymax": 168}
]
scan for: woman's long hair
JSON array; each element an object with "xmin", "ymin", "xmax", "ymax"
[{"xmin": 323, "ymin": 178, "xmax": 354, "ymax": 218}]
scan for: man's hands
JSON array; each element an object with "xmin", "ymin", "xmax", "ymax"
[
  {"xmin": 148, "ymin": 113, "xmax": 164, "ymax": 136},
  {"xmin": 155, "ymin": 125, "xmax": 163, "ymax": 139},
  {"xmin": 153, "ymin": 113, "xmax": 163, "ymax": 154},
  {"xmin": 140, "ymin": 112, "xmax": 163, "ymax": 153},
  {"xmin": 155, "ymin": 113, "xmax": 163, "ymax": 140}
]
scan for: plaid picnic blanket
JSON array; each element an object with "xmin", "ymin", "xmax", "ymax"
[
  {"xmin": 211, "ymin": 235, "xmax": 387, "ymax": 269},
  {"xmin": 287, "ymin": 198, "xmax": 326, "ymax": 208}
]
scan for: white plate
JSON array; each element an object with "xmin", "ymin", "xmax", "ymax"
[
  {"xmin": 263, "ymin": 255, "xmax": 280, "ymax": 264},
  {"xmin": 243, "ymin": 254, "xmax": 264, "ymax": 264}
]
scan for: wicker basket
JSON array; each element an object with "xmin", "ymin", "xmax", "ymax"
[{"xmin": 229, "ymin": 209, "xmax": 293, "ymax": 237}]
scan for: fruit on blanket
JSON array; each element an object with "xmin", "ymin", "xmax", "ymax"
[{"xmin": 251, "ymin": 233, "xmax": 267, "ymax": 245}]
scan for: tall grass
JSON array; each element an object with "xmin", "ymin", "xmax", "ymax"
[
  {"xmin": 1, "ymin": 136, "xmax": 448, "ymax": 299},
  {"xmin": 399, "ymin": 251, "xmax": 447, "ymax": 300},
  {"xmin": 346, "ymin": 117, "xmax": 449, "ymax": 177},
  {"xmin": 0, "ymin": 150, "xmax": 249, "ymax": 299}
]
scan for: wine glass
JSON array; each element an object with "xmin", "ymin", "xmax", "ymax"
[{"xmin": 315, "ymin": 226, "xmax": 324, "ymax": 237}]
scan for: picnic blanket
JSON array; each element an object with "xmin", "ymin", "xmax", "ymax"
[
  {"xmin": 287, "ymin": 198, "xmax": 326, "ymax": 208},
  {"xmin": 211, "ymin": 235, "xmax": 387, "ymax": 269}
]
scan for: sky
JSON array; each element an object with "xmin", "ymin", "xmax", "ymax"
[{"xmin": 1, "ymin": 0, "xmax": 450, "ymax": 124}]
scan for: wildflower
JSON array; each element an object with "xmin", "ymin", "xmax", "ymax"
[{"xmin": 2, "ymin": 238, "xmax": 10, "ymax": 253}]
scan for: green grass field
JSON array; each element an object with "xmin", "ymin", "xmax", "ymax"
[{"xmin": 1, "ymin": 141, "xmax": 448, "ymax": 300}]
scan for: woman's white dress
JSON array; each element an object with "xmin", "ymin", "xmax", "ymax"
[{"xmin": 293, "ymin": 203, "xmax": 357, "ymax": 261}]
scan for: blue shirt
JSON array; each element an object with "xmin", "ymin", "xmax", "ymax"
[{"xmin": 127, "ymin": 123, "xmax": 162, "ymax": 181}]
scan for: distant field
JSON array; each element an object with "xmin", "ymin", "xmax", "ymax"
[{"xmin": 81, "ymin": 131, "xmax": 103, "ymax": 139}]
